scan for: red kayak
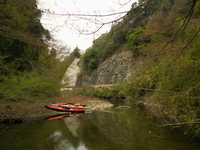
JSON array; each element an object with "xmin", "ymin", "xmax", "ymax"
[
  {"xmin": 51, "ymin": 102, "xmax": 93, "ymax": 109},
  {"xmin": 44, "ymin": 105, "xmax": 85, "ymax": 113},
  {"xmin": 52, "ymin": 102, "xmax": 87, "ymax": 107}
]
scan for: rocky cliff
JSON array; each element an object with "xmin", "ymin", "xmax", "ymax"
[
  {"xmin": 76, "ymin": 50, "xmax": 135, "ymax": 86},
  {"xmin": 62, "ymin": 58, "xmax": 81, "ymax": 86}
]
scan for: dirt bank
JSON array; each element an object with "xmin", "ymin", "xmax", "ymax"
[{"xmin": 0, "ymin": 94, "xmax": 113, "ymax": 123}]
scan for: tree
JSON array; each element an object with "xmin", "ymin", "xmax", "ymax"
[
  {"xmin": 72, "ymin": 46, "xmax": 81, "ymax": 58},
  {"xmin": 0, "ymin": 0, "xmax": 52, "ymax": 73}
]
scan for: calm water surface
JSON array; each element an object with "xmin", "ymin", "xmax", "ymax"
[{"xmin": 0, "ymin": 108, "xmax": 199, "ymax": 150}]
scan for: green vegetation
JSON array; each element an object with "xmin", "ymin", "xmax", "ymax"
[
  {"xmin": 0, "ymin": 73, "xmax": 59, "ymax": 102},
  {"xmin": 75, "ymin": 0, "xmax": 200, "ymax": 136},
  {"xmin": 1, "ymin": 0, "xmax": 200, "ymax": 137},
  {"xmin": 0, "ymin": 0, "xmax": 80, "ymax": 102}
]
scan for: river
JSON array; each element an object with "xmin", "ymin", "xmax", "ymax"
[{"xmin": 0, "ymin": 108, "xmax": 199, "ymax": 150}]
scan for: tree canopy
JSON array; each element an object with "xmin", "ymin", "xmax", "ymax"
[{"xmin": 0, "ymin": 0, "xmax": 72, "ymax": 102}]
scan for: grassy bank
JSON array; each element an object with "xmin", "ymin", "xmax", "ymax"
[{"xmin": 0, "ymin": 73, "xmax": 61, "ymax": 103}]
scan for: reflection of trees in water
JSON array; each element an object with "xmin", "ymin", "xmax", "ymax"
[
  {"xmin": 75, "ymin": 110, "xmax": 199, "ymax": 150},
  {"xmin": 0, "ymin": 110, "xmax": 199, "ymax": 150},
  {"xmin": 78, "ymin": 111, "xmax": 136, "ymax": 150},
  {"xmin": 37, "ymin": 110, "xmax": 200, "ymax": 150}
]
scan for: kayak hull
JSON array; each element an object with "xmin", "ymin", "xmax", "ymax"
[
  {"xmin": 44, "ymin": 105, "xmax": 85, "ymax": 113},
  {"xmin": 51, "ymin": 102, "xmax": 93, "ymax": 109}
]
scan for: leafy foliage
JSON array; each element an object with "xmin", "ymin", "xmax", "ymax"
[
  {"xmin": 126, "ymin": 27, "xmax": 143, "ymax": 47},
  {"xmin": 71, "ymin": 46, "xmax": 81, "ymax": 58},
  {"xmin": 0, "ymin": 0, "xmax": 71, "ymax": 102},
  {"xmin": 0, "ymin": 0, "xmax": 51, "ymax": 73},
  {"xmin": 76, "ymin": 0, "xmax": 200, "ymax": 136},
  {"xmin": 82, "ymin": 47, "xmax": 98, "ymax": 74}
]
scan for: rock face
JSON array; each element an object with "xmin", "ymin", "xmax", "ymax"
[
  {"xmin": 76, "ymin": 50, "xmax": 135, "ymax": 86},
  {"xmin": 62, "ymin": 58, "xmax": 81, "ymax": 86}
]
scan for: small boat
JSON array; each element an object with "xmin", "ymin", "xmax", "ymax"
[
  {"xmin": 45, "ymin": 113, "xmax": 85, "ymax": 120},
  {"xmin": 44, "ymin": 105, "xmax": 85, "ymax": 113},
  {"xmin": 51, "ymin": 102, "xmax": 93, "ymax": 109}
]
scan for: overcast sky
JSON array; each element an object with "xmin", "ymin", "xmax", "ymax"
[{"xmin": 38, "ymin": 0, "xmax": 138, "ymax": 51}]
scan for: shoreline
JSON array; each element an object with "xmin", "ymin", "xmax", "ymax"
[{"xmin": 0, "ymin": 94, "xmax": 113, "ymax": 124}]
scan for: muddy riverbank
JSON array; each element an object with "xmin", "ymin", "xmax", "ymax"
[{"xmin": 0, "ymin": 94, "xmax": 113, "ymax": 123}]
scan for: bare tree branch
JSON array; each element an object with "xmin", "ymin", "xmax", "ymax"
[
  {"xmin": 41, "ymin": 0, "xmax": 139, "ymax": 35},
  {"xmin": 46, "ymin": 10, "xmax": 129, "ymax": 18}
]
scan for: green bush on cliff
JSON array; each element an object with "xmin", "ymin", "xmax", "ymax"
[
  {"xmin": 126, "ymin": 27, "xmax": 143, "ymax": 47},
  {"xmin": 82, "ymin": 47, "xmax": 98, "ymax": 74},
  {"xmin": 81, "ymin": 30, "xmax": 128, "ymax": 74}
]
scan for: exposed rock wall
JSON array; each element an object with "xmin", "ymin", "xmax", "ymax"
[
  {"xmin": 76, "ymin": 50, "xmax": 135, "ymax": 86},
  {"xmin": 62, "ymin": 58, "xmax": 80, "ymax": 86}
]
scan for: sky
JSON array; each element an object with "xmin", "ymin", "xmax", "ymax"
[{"xmin": 38, "ymin": 0, "xmax": 138, "ymax": 51}]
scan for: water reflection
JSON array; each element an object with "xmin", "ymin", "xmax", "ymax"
[
  {"xmin": 45, "ymin": 113, "xmax": 85, "ymax": 120},
  {"xmin": 0, "ymin": 109, "xmax": 199, "ymax": 150}
]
